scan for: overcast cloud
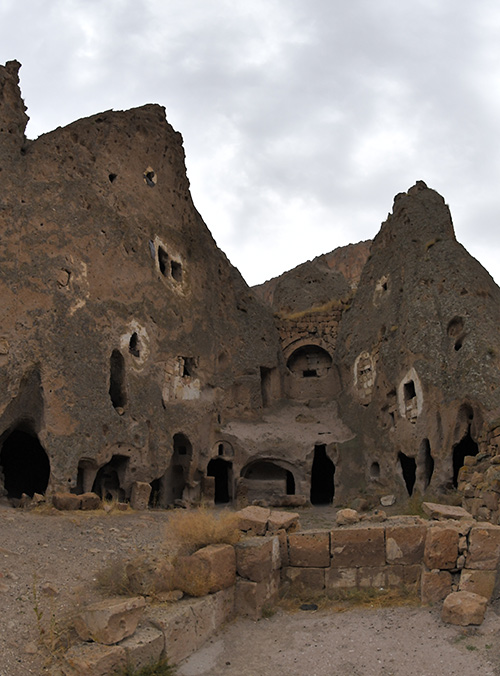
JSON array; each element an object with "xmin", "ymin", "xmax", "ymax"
[{"xmin": 1, "ymin": 1, "xmax": 500, "ymax": 285}]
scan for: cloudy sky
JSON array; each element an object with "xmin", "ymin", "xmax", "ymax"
[{"xmin": 1, "ymin": 1, "xmax": 500, "ymax": 286}]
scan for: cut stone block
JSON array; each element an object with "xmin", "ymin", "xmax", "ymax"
[
  {"xmin": 149, "ymin": 589, "xmax": 234, "ymax": 665},
  {"xmin": 281, "ymin": 567, "xmax": 325, "ymax": 596},
  {"xmin": 52, "ymin": 493, "xmax": 82, "ymax": 511},
  {"xmin": 466, "ymin": 525, "xmax": 500, "ymax": 570},
  {"xmin": 174, "ymin": 544, "xmax": 236, "ymax": 596},
  {"xmin": 130, "ymin": 481, "xmax": 152, "ymax": 510},
  {"xmin": 63, "ymin": 643, "xmax": 126, "ymax": 676},
  {"xmin": 237, "ymin": 506, "xmax": 271, "ymax": 535},
  {"xmin": 277, "ymin": 528, "xmax": 289, "ymax": 567},
  {"xmin": 120, "ymin": 626, "xmax": 164, "ymax": 671},
  {"xmin": 235, "ymin": 570, "xmax": 280, "ymax": 620},
  {"xmin": 386, "ymin": 524, "xmax": 426, "ymax": 565},
  {"xmin": 422, "ymin": 502, "xmax": 472, "ymax": 520},
  {"xmin": 420, "ymin": 570, "xmax": 452, "ymax": 605},
  {"xmin": 424, "ymin": 526, "xmax": 459, "ymax": 570},
  {"xmin": 441, "ymin": 591, "xmax": 488, "ymax": 626},
  {"xmin": 459, "ymin": 569, "xmax": 497, "ymax": 600},
  {"xmin": 386, "ymin": 564, "xmax": 421, "ymax": 588},
  {"xmin": 79, "ymin": 492, "xmax": 101, "ymax": 510},
  {"xmin": 325, "ymin": 567, "xmax": 357, "ymax": 592},
  {"xmin": 357, "ymin": 566, "xmax": 386, "ymax": 588},
  {"xmin": 235, "ymin": 536, "xmax": 275, "ymax": 582},
  {"xmin": 267, "ymin": 510, "xmax": 299, "ymax": 533},
  {"xmin": 288, "ymin": 530, "xmax": 330, "ymax": 568},
  {"xmin": 331, "ymin": 526, "xmax": 385, "ymax": 568},
  {"xmin": 74, "ymin": 596, "xmax": 146, "ymax": 645}
]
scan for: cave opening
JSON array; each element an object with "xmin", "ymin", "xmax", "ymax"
[
  {"xmin": 310, "ymin": 445, "xmax": 335, "ymax": 505},
  {"xmin": 0, "ymin": 426, "xmax": 50, "ymax": 499}
]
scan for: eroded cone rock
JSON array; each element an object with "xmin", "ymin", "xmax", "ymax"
[
  {"xmin": 74, "ymin": 596, "xmax": 146, "ymax": 645},
  {"xmin": 0, "ymin": 61, "xmax": 280, "ymax": 506}
]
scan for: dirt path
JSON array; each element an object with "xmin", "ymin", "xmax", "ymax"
[{"xmin": 178, "ymin": 605, "xmax": 500, "ymax": 676}]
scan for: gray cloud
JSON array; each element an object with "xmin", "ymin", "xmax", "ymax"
[{"xmin": 2, "ymin": 0, "xmax": 500, "ymax": 284}]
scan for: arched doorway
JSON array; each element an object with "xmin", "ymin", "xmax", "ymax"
[
  {"xmin": 310, "ymin": 445, "xmax": 335, "ymax": 505},
  {"xmin": 287, "ymin": 345, "xmax": 332, "ymax": 378},
  {"xmin": 92, "ymin": 455, "xmax": 128, "ymax": 502},
  {"xmin": 0, "ymin": 425, "xmax": 50, "ymax": 499},
  {"xmin": 207, "ymin": 458, "xmax": 232, "ymax": 504}
]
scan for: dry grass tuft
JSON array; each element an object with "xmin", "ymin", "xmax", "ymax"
[
  {"xmin": 165, "ymin": 507, "xmax": 241, "ymax": 556},
  {"xmin": 279, "ymin": 585, "xmax": 419, "ymax": 613}
]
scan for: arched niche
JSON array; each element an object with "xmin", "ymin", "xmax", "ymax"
[{"xmin": 286, "ymin": 345, "xmax": 332, "ymax": 378}]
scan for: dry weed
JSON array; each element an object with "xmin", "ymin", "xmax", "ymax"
[{"xmin": 165, "ymin": 507, "xmax": 240, "ymax": 555}]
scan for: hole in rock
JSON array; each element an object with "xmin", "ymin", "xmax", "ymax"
[
  {"xmin": 129, "ymin": 332, "xmax": 140, "ymax": 358},
  {"xmin": 170, "ymin": 260, "xmax": 183, "ymax": 282},
  {"xmin": 108, "ymin": 173, "xmax": 117, "ymax": 183},
  {"xmin": 370, "ymin": 462, "xmax": 380, "ymax": 480},
  {"xmin": 310, "ymin": 445, "xmax": 335, "ymax": 505},
  {"xmin": 398, "ymin": 451, "xmax": 416, "ymax": 496},
  {"xmin": 207, "ymin": 458, "xmax": 231, "ymax": 504},
  {"xmin": 109, "ymin": 349, "xmax": 127, "ymax": 410},
  {"xmin": 157, "ymin": 246, "xmax": 169, "ymax": 277},
  {"xmin": 452, "ymin": 427, "xmax": 478, "ymax": 488},
  {"xmin": 0, "ymin": 426, "xmax": 50, "ymax": 499}
]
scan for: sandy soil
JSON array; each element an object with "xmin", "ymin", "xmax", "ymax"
[{"xmin": 1, "ymin": 503, "xmax": 500, "ymax": 676}]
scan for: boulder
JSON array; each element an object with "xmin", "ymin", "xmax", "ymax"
[
  {"xmin": 335, "ymin": 508, "xmax": 360, "ymax": 526},
  {"xmin": 174, "ymin": 544, "xmax": 236, "ymax": 596},
  {"xmin": 52, "ymin": 493, "xmax": 82, "ymax": 511},
  {"xmin": 441, "ymin": 591, "xmax": 488, "ymax": 626}
]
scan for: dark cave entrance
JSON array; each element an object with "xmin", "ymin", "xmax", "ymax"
[
  {"xmin": 207, "ymin": 458, "xmax": 231, "ymax": 504},
  {"xmin": 398, "ymin": 451, "xmax": 416, "ymax": 496},
  {"xmin": 452, "ymin": 427, "xmax": 478, "ymax": 488},
  {"xmin": 0, "ymin": 426, "xmax": 50, "ymax": 499},
  {"xmin": 310, "ymin": 445, "xmax": 335, "ymax": 505},
  {"xmin": 109, "ymin": 349, "xmax": 127, "ymax": 410},
  {"xmin": 92, "ymin": 455, "xmax": 128, "ymax": 502}
]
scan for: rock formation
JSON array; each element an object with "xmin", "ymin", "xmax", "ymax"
[{"xmin": 2, "ymin": 60, "xmax": 500, "ymax": 518}]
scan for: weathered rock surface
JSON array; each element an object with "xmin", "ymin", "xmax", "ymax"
[
  {"xmin": 441, "ymin": 590, "xmax": 488, "ymax": 626},
  {"xmin": 74, "ymin": 596, "xmax": 146, "ymax": 645}
]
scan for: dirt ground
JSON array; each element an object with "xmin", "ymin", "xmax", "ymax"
[{"xmin": 1, "ymin": 503, "xmax": 500, "ymax": 676}]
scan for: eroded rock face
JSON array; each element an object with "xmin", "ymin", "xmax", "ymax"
[
  {"xmin": 0, "ymin": 61, "xmax": 281, "ymax": 504},
  {"xmin": 3, "ymin": 61, "xmax": 500, "ymax": 514},
  {"xmin": 335, "ymin": 181, "xmax": 500, "ymax": 501}
]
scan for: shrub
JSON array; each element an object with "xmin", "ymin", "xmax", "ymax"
[{"xmin": 165, "ymin": 507, "xmax": 240, "ymax": 555}]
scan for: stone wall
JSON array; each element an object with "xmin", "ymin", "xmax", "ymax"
[{"xmin": 62, "ymin": 507, "xmax": 500, "ymax": 674}]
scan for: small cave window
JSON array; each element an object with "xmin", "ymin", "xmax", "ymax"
[
  {"xmin": 157, "ymin": 246, "xmax": 169, "ymax": 277},
  {"xmin": 143, "ymin": 168, "xmax": 157, "ymax": 187},
  {"xmin": 170, "ymin": 260, "xmax": 183, "ymax": 282},
  {"xmin": 173, "ymin": 433, "xmax": 192, "ymax": 459},
  {"xmin": 109, "ymin": 349, "xmax": 127, "ymax": 410},
  {"xmin": 370, "ymin": 461, "xmax": 380, "ymax": 480},
  {"xmin": 181, "ymin": 357, "xmax": 196, "ymax": 378},
  {"xmin": 129, "ymin": 332, "xmax": 140, "ymax": 358},
  {"xmin": 213, "ymin": 441, "xmax": 234, "ymax": 458},
  {"xmin": 108, "ymin": 173, "xmax": 117, "ymax": 183},
  {"xmin": 287, "ymin": 345, "xmax": 332, "ymax": 378},
  {"xmin": 404, "ymin": 381, "xmax": 416, "ymax": 401},
  {"xmin": 398, "ymin": 451, "xmax": 416, "ymax": 496}
]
